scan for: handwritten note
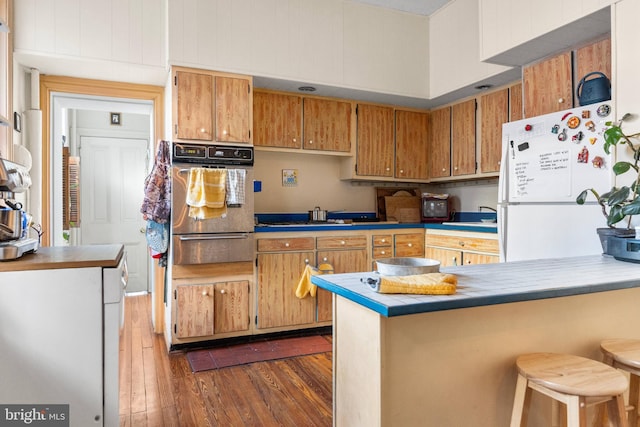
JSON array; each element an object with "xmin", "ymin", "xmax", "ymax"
[{"xmin": 511, "ymin": 148, "xmax": 571, "ymax": 200}]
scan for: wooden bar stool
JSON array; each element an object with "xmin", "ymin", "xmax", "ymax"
[
  {"xmin": 510, "ymin": 352, "xmax": 629, "ymax": 427},
  {"xmin": 600, "ymin": 339, "xmax": 640, "ymax": 427}
]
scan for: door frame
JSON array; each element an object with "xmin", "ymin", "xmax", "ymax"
[{"xmin": 40, "ymin": 75, "xmax": 165, "ymax": 334}]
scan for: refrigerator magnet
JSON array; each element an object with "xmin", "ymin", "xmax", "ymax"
[
  {"xmin": 597, "ymin": 104, "xmax": 611, "ymax": 117},
  {"xmin": 572, "ymin": 131, "xmax": 584, "ymax": 143},
  {"xmin": 592, "ymin": 156, "xmax": 604, "ymax": 168},
  {"xmin": 582, "ymin": 110, "xmax": 591, "ymax": 119},
  {"xmin": 589, "ymin": 137, "xmax": 597, "ymax": 145},
  {"xmin": 558, "ymin": 129, "xmax": 568, "ymax": 141},
  {"xmin": 585, "ymin": 120, "xmax": 596, "ymax": 132},
  {"xmin": 578, "ymin": 146, "xmax": 589, "ymax": 163},
  {"xmin": 567, "ymin": 116, "xmax": 580, "ymax": 129},
  {"xmin": 518, "ymin": 142, "xmax": 530, "ymax": 151},
  {"xmin": 551, "ymin": 124, "xmax": 560, "ymax": 134}
]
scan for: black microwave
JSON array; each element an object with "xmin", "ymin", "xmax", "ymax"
[{"xmin": 421, "ymin": 196, "xmax": 450, "ymax": 222}]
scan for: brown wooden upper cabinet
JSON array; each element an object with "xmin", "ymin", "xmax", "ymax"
[
  {"xmin": 355, "ymin": 103, "xmax": 394, "ymax": 177},
  {"xmin": 480, "ymin": 89, "xmax": 508, "ymax": 174},
  {"xmin": 303, "ymin": 97, "xmax": 352, "ymax": 152},
  {"xmin": 173, "ymin": 67, "xmax": 252, "ymax": 144},
  {"xmin": 575, "ymin": 37, "xmax": 611, "ymax": 102},
  {"xmin": 428, "ymin": 106, "xmax": 451, "ymax": 179},
  {"xmin": 395, "ymin": 110, "xmax": 429, "ymax": 180},
  {"xmin": 451, "ymin": 99, "xmax": 476, "ymax": 176},
  {"xmin": 523, "ymin": 51, "xmax": 573, "ymax": 117},
  {"xmin": 253, "ymin": 90, "xmax": 302, "ymax": 148},
  {"xmin": 509, "ymin": 82, "xmax": 523, "ymax": 122}
]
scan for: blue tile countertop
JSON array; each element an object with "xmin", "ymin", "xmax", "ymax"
[
  {"xmin": 311, "ymin": 255, "xmax": 640, "ymax": 317},
  {"xmin": 254, "ymin": 212, "xmax": 498, "ymax": 233}
]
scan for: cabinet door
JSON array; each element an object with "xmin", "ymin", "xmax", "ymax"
[
  {"xmin": 463, "ymin": 253, "xmax": 499, "ymax": 265},
  {"xmin": 303, "ymin": 98, "xmax": 352, "ymax": 152},
  {"xmin": 425, "ymin": 247, "xmax": 462, "ymax": 267},
  {"xmin": 317, "ymin": 248, "xmax": 368, "ymax": 322},
  {"xmin": 356, "ymin": 104, "xmax": 394, "ymax": 177},
  {"xmin": 451, "ymin": 99, "xmax": 476, "ymax": 176},
  {"xmin": 394, "ymin": 233, "xmax": 424, "ymax": 257},
  {"xmin": 509, "ymin": 82, "xmax": 523, "ymax": 122},
  {"xmin": 213, "ymin": 280, "xmax": 250, "ymax": 334},
  {"xmin": 396, "ymin": 110, "xmax": 429, "ymax": 180},
  {"xmin": 523, "ymin": 51, "xmax": 572, "ymax": 117},
  {"xmin": 575, "ymin": 37, "xmax": 611, "ymax": 97},
  {"xmin": 215, "ymin": 76, "xmax": 251, "ymax": 143},
  {"xmin": 429, "ymin": 106, "xmax": 451, "ymax": 178},
  {"xmin": 480, "ymin": 89, "xmax": 508, "ymax": 174},
  {"xmin": 253, "ymin": 91, "xmax": 302, "ymax": 148},
  {"xmin": 175, "ymin": 71, "xmax": 213, "ymax": 140},
  {"xmin": 175, "ymin": 284, "xmax": 214, "ymax": 338},
  {"xmin": 257, "ymin": 252, "xmax": 316, "ymax": 329}
]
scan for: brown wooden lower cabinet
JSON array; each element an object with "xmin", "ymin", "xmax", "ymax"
[
  {"xmin": 425, "ymin": 230, "xmax": 499, "ymax": 266},
  {"xmin": 175, "ymin": 280, "xmax": 250, "ymax": 339}
]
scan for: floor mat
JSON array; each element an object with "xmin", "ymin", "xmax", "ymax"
[{"xmin": 187, "ymin": 335, "xmax": 332, "ymax": 373}]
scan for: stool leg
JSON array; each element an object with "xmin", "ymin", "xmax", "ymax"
[
  {"xmin": 629, "ymin": 374, "xmax": 639, "ymax": 427},
  {"xmin": 604, "ymin": 394, "xmax": 629, "ymax": 427},
  {"xmin": 565, "ymin": 395, "xmax": 586, "ymax": 427},
  {"xmin": 511, "ymin": 373, "xmax": 532, "ymax": 427}
]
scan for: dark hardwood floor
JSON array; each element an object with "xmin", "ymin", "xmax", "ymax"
[{"xmin": 119, "ymin": 295, "xmax": 333, "ymax": 427}]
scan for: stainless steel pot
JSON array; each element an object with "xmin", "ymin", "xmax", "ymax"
[
  {"xmin": 309, "ymin": 206, "xmax": 327, "ymax": 222},
  {"xmin": 376, "ymin": 257, "xmax": 440, "ymax": 276},
  {"xmin": 0, "ymin": 209, "xmax": 23, "ymax": 241}
]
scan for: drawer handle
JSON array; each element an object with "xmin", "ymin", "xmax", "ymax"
[
  {"xmin": 340, "ymin": 240, "xmax": 346, "ymax": 245},
  {"xmin": 381, "ymin": 239, "xmax": 386, "ymax": 243}
]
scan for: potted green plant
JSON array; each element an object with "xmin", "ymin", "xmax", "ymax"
[{"xmin": 576, "ymin": 113, "xmax": 640, "ymax": 252}]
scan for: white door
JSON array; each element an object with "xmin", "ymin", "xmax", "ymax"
[{"xmin": 80, "ymin": 136, "xmax": 149, "ymax": 293}]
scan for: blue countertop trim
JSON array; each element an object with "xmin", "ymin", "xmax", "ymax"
[{"xmin": 311, "ymin": 256, "xmax": 640, "ymax": 317}]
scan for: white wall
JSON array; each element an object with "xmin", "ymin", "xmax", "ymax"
[
  {"xmin": 428, "ymin": 0, "xmax": 512, "ymax": 98},
  {"xmin": 253, "ymin": 150, "xmax": 377, "ymax": 213}
]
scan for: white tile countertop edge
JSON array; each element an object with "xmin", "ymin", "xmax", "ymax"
[{"xmin": 311, "ymin": 255, "xmax": 640, "ymax": 317}]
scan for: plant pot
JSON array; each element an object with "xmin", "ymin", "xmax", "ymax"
[
  {"xmin": 596, "ymin": 227, "xmax": 635, "ymax": 253},
  {"xmin": 605, "ymin": 235, "xmax": 640, "ymax": 263}
]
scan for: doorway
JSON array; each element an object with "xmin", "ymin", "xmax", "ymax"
[{"xmin": 40, "ymin": 75, "xmax": 165, "ymax": 333}]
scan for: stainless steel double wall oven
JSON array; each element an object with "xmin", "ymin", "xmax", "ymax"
[{"xmin": 171, "ymin": 143, "xmax": 254, "ymax": 265}]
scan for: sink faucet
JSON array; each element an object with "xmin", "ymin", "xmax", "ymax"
[{"xmin": 478, "ymin": 206, "xmax": 497, "ymax": 213}]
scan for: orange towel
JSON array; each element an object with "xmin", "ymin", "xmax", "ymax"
[
  {"xmin": 186, "ymin": 168, "xmax": 227, "ymax": 219},
  {"xmin": 295, "ymin": 263, "xmax": 334, "ymax": 299}
]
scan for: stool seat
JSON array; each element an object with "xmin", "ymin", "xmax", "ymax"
[
  {"xmin": 511, "ymin": 353, "xmax": 629, "ymax": 427},
  {"xmin": 600, "ymin": 339, "xmax": 640, "ymax": 427},
  {"xmin": 601, "ymin": 339, "xmax": 640, "ymax": 372},
  {"xmin": 517, "ymin": 353, "xmax": 629, "ymax": 397}
]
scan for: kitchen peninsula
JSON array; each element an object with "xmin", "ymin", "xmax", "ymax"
[{"xmin": 312, "ymin": 255, "xmax": 640, "ymax": 427}]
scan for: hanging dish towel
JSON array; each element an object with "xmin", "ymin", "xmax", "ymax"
[
  {"xmin": 295, "ymin": 263, "xmax": 334, "ymax": 299},
  {"xmin": 186, "ymin": 168, "xmax": 227, "ymax": 219},
  {"xmin": 140, "ymin": 140, "xmax": 171, "ymax": 223},
  {"xmin": 226, "ymin": 169, "xmax": 246, "ymax": 205}
]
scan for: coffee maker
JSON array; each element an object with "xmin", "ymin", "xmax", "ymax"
[{"xmin": 0, "ymin": 157, "xmax": 39, "ymax": 260}]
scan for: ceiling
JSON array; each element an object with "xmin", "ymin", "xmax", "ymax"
[{"xmin": 350, "ymin": 0, "xmax": 452, "ymax": 15}]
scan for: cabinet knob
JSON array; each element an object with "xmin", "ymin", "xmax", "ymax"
[
  {"xmin": 466, "ymin": 260, "xmax": 471, "ymax": 265},
  {"xmin": 220, "ymin": 289, "xmax": 226, "ymax": 294},
  {"xmin": 381, "ymin": 239, "xmax": 386, "ymax": 243},
  {"xmin": 340, "ymin": 240, "xmax": 346, "ymax": 245},
  {"xmin": 459, "ymin": 241, "xmax": 465, "ymax": 247},
  {"xmin": 558, "ymin": 98, "xmax": 564, "ymax": 103},
  {"xmin": 200, "ymin": 127, "xmax": 207, "ymax": 133},
  {"xmin": 285, "ymin": 242, "xmax": 290, "ymax": 247},
  {"xmin": 293, "ymin": 138, "xmax": 297, "ymax": 142},
  {"xmin": 380, "ymin": 250, "xmax": 386, "ymax": 255},
  {"xmin": 323, "ymin": 257, "xmax": 328, "ymax": 262},
  {"xmin": 442, "ymin": 168, "xmax": 446, "ymax": 172},
  {"xmin": 407, "ymin": 243, "xmax": 412, "ymax": 247},
  {"xmin": 222, "ymin": 129, "xmax": 228, "ymax": 135},
  {"xmin": 385, "ymin": 167, "xmax": 390, "ymax": 171},
  {"xmin": 454, "ymin": 166, "xmax": 458, "ymax": 171},
  {"xmin": 399, "ymin": 169, "xmax": 404, "ymax": 174},
  {"xmin": 497, "ymin": 161, "xmax": 501, "ymax": 166},
  {"xmin": 202, "ymin": 290, "xmax": 209, "ymax": 296},
  {"xmin": 308, "ymin": 140, "xmax": 313, "ymax": 145}
]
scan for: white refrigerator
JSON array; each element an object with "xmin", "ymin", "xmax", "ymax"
[{"xmin": 498, "ymin": 101, "xmax": 614, "ymax": 262}]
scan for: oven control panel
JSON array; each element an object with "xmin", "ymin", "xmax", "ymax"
[{"xmin": 173, "ymin": 143, "xmax": 254, "ymax": 166}]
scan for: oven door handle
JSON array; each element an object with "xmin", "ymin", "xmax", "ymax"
[{"xmin": 178, "ymin": 233, "xmax": 251, "ymax": 241}]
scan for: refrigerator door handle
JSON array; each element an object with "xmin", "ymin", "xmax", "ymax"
[
  {"xmin": 498, "ymin": 204, "xmax": 507, "ymax": 262},
  {"xmin": 498, "ymin": 137, "xmax": 509, "ymax": 204}
]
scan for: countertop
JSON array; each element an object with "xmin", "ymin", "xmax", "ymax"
[
  {"xmin": 311, "ymin": 255, "xmax": 640, "ymax": 317},
  {"xmin": 0, "ymin": 244, "xmax": 124, "ymax": 272},
  {"xmin": 254, "ymin": 222, "xmax": 498, "ymax": 233}
]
